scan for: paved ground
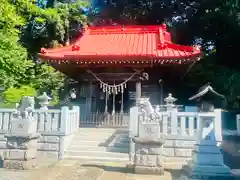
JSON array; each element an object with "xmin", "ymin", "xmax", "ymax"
[
  {"xmin": 0, "ymin": 160, "xmax": 179, "ymax": 180},
  {"xmin": 0, "ymin": 160, "xmax": 239, "ymax": 180}
]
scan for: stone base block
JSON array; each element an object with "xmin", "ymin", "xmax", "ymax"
[
  {"xmin": 186, "ymin": 161, "xmax": 232, "ymax": 174},
  {"xmin": 127, "ymin": 164, "xmax": 164, "ymax": 175},
  {"xmin": 4, "ymin": 149, "xmax": 38, "ymax": 160},
  {"xmin": 3, "ymin": 158, "xmax": 38, "ymax": 170},
  {"xmin": 182, "ymin": 163, "xmax": 234, "ymax": 180},
  {"xmin": 180, "ymin": 174, "xmax": 234, "ymax": 180}
]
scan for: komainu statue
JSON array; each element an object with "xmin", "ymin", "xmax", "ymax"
[
  {"xmin": 13, "ymin": 96, "xmax": 35, "ymax": 119},
  {"xmin": 138, "ymin": 98, "xmax": 162, "ymax": 121},
  {"xmin": 4, "ymin": 96, "xmax": 40, "ymax": 170}
]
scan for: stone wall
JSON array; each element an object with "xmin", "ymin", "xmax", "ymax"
[
  {"xmin": 0, "ymin": 132, "xmax": 74, "ymax": 161},
  {"xmin": 221, "ymin": 135, "xmax": 240, "ymax": 169},
  {"xmin": 162, "ymin": 135, "xmax": 240, "ymax": 169},
  {"xmin": 38, "ymin": 134, "xmax": 60, "ymax": 160},
  {"xmin": 163, "ymin": 136, "xmax": 195, "ymax": 158},
  {"xmin": 0, "ymin": 132, "xmax": 6, "ymax": 154},
  {"xmin": 162, "ymin": 136, "xmax": 195, "ymax": 169}
]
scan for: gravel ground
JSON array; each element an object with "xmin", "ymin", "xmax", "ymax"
[
  {"xmin": 0, "ymin": 169, "xmax": 31, "ymax": 180},
  {"xmin": 0, "ymin": 160, "xmax": 239, "ymax": 180}
]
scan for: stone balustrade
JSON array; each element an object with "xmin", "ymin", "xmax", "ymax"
[
  {"xmin": 0, "ymin": 106, "xmax": 80, "ymax": 161},
  {"xmin": 129, "ymin": 98, "xmax": 223, "ymax": 169}
]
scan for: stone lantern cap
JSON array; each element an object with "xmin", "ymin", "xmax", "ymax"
[
  {"xmin": 37, "ymin": 92, "xmax": 51, "ymax": 102},
  {"xmin": 164, "ymin": 93, "xmax": 177, "ymax": 104},
  {"xmin": 189, "ymin": 84, "xmax": 225, "ymax": 101},
  {"xmin": 37, "ymin": 92, "xmax": 52, "ymax": 108}
]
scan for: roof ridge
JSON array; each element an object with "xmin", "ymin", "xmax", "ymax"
[{"xmin": 87, "ymin": 25, "xmax": 165, "ymax": 34}]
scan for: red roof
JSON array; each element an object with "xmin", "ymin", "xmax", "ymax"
[{"xmin": 39, "ymin": 24, "xmax": 201, "ymax": 66}]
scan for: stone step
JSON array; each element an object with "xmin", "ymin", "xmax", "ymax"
[
  {"xmin": 69, "ymin": 140, "xmax": 129, "ymax": 148},
  {"xmin": 72, "ymin": 134, "xmax": 129, "ymax": 141},
  {"xmin": 109, "ymin": 141, "xmax": 129, "ymax": 147},
  {"xmin": 76, "ymin": 130, "xmax": 129, "ymax": 136},
  {"xmin": 65, "ymin": 150, "xmax": 129, "ymax": 159},
  {"xmin": 77, "ymin": 128, "xmax": 119, "ymax": 133},
  {"xmin": 71, "ymin": 135, "xmax": 130, "ymax": 142},
  {"xmin": 76, "ymin": 128, "xmax": 128, "ymax": 132},
  {"xmin": 64, "ymin": 155, "xmax": 129, "ymax": 163},
  {"xmin": 71, "ymin": 137, "xmax": 113, "ymax": 142},
  {"xmin": 68, "ymin": 145, "xmax": 129, "ymax": 153},
  {"xmin": 69, "ymin": 140, "xmax": 114, "ymax": 145},
  {"xmin": 110, "ymin": 138, "xmax": 129, "ymax": 144},
  {"xmin": 70, "ymin": 142, "xmax": 129, "ymax": 148},
  {"xmin": 75, "ymin": 132, "xmax": 116, "ymax": 137}
]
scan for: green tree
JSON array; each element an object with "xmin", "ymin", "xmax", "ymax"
[
  {"xmin": 99, "ymin": 0, "xmax": 240, "ymax": 108},
  {"xmin": 2, "ymin": 86, "xmax": 36, "ymax": 108},
  {"xmin": 0, "ymin": 0, "xmax": 35, "ymax": 88},
  {"xmin": 0, "ymin": 0, "xmax": 88, "ymax": 106}
]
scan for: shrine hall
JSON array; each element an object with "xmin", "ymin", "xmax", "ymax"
[{"xmin": 38, "ymin": 24, "xmax": 201, "ymax": 123}]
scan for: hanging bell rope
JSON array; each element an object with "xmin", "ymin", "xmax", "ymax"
[{"xmin": 87, "ymin": 70, "xmax": 137, "ymax": 94}]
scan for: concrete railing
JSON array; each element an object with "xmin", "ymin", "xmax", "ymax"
[
  {"xmin": 130, "ymin": 107, "xmax": 222, "ymax": 140},
  {"xmin": 237, "ymin": 114, "xmax": 240, "ymax": 134},
  {"xmin": 129, "ymin": 106, "xmax": 223, "ymax": 164},
  {"xmin": 0, "ymin": 106, "xmax": 80, "ymax": 160},
  {"xmin": 221, "ymin": 114, "xmax": 240, "ymax": 136},
  {"xmin": 0, "ymin": 106, "xmax": 79, "ymax": 134}
]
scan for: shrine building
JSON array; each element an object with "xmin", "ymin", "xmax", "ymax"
[{"xmin": 38, "ymin": 24, "xmax": 201, "ymax": 124}]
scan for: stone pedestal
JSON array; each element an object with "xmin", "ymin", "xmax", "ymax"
[
  {"xmin": 3, "ymin": 133, "xmax": 40, "ymax": 170},
  {"xmin": 128, "ymin": 98, "xmax": 165, "ymax": 175},
  {"xmin": 132, "ymin": 137, "xmax": 165, "ymax": 175},
  {"xmin": 3, "ymin": 97, "xmax": 40, "ymax": 170},
  {"xmin": 182, "ymin": 116, "xmax": 233, "ymax": 180}
]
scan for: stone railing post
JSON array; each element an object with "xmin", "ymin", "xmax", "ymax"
[
  {"xmin": 170, "ymin": 109, "xmax": 178, "ymax": 135},
  {"xmin": 214, "ymin": 109, "xmax": 223, "ymax": 143},
  {"xmin": 237, "ymin": 114, "xmax": 240, "ymax": 134},
  {"xmin": 60, "ymin": 106, "xmax": 70, "ymax": 135},
  {"xmin": 129, "ymin": 107, "xmax": 139, "ymax": 162},
  {"xmin": 58, "ymin": 136, "xmax": 65, "ymax": 160},
  {"xmin": 72, "ymin": 106, "xmax": 80, "ymax": 132},
  {"xmin": 58, "ymin": 106, "xmax": 69, "ymax": 160}
]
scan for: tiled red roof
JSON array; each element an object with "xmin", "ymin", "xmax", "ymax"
[{"xmin": 39, "ymin": 24, "xmax": 201, "ymax": 65}]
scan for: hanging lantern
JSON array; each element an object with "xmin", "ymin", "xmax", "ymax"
[
  {"xmin": 70, "ymin": 89, "xmax": 77, "ymax": 99},
  {"xmin": 100, "ymin": 91, "xmax": 104, "ymax": 100}
]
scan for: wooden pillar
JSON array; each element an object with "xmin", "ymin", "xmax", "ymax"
[
  {"xmin": 136, "ymin": 81, "xmax": 141, "ymax": 104},
  {"xmin": 112, "ymin": 92, "xmax": 116, "ymax": 115},
  {"xmin": 104, "ymin": 91, "xmax": 108, "ymax": 114},
  {"xmin": 120, "ymin": 92, "xmax": 124, "ymax": 114},
  {"xmin": 86, "ymin": 80, "xmax": 92, "ymax": 118}
]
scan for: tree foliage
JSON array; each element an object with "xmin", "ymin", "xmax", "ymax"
[
  {"xmin": 95, "ymin": 0, "xmax": 240, "ymax": 108},
  {"xmin": 0, "ymin": 0, "xmax": 35, "ymax": 88},
  {"xmin": 0, "ymin": 0, "xmax": 88, "ymax": 106},
  {"xmin": 1, "ymin": 0, "xmax": 239, "ymax": 108},
  {"xmin": 2, "ymin": 86, "xmax": 36, "ymax": 108}
]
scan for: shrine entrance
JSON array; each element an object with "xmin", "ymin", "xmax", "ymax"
[{"xmin": 79, "ymin": 71, "xmax": 141, "ymax": 128}]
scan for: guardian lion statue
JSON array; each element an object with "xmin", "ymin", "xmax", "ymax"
[
  {"xmin": 13, "ymin": 96, "xmax": 35, "ymax": 119},
  {"xmin": 138, "ymin": 98, "xmax": 162, "ymax": 121}
]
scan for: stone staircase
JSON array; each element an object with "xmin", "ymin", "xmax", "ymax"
[{"xmin": 64, "ymin": 128, "xmax": 130, "ymax": 163}]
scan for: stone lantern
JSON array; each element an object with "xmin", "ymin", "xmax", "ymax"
[
  {"xmin": 164, "ymin": 93, "xmax": 177, "ymax": 110},
  {"xmin": 182, "ymin": 84, "xmax": 232, "ymax": 179},
  {"xmin": 189, "ymin": 84, "xmax": 225, "ymax": 112},
  {"xmin": 37, "ymin": 92, "xmax": 51, "ymax": 110}
]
